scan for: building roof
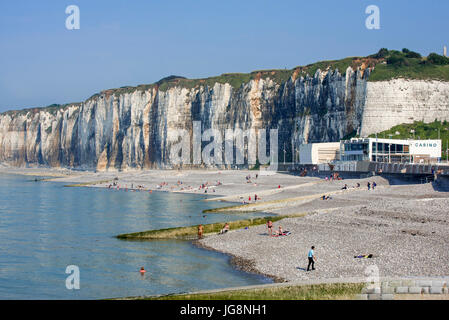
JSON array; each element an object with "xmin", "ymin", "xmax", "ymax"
[{"xmin": 343, "ymin": 138, "xmax": 441, "ymax": 145}]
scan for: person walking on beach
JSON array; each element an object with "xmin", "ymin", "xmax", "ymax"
[
  {"xmin": 367, "ymin": 182, "xmax": 371, "ymax": 190},
  {"xmin": 307, "ymin": 246, "xmax": 316, "ymax": 271},
  {"xmin": 198, "ymin": 224, "xmax": 204, "ymax": 239},
  {"xmin": 372, "ymin": 181, "xmax": 377, "ymax": 190}
]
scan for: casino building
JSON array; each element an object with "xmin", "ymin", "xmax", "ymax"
[{"xmin": 339, "ymin": 138, "xmax": 442, "ymax": 164}]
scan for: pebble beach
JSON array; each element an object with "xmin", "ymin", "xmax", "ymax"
[{"xmin": 2, "ymin": 167, "xmax": 449, "ymax": 284}]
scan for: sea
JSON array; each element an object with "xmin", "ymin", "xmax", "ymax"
[{"xmin": 0, "ymin": 173, "xmax": 271, "ymax": 299}]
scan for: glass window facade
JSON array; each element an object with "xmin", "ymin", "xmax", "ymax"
[
  {"xmin": 341, "ymin": 139, "xmax": 413, "ymax": 163},
  {"xmin": 344, "ymin": 143, "xmax": 368, "ymax": 152},
  {"xmin": 338, "ymin": 139, "xmax": 439, "ymax": 164},
  {"xmin": 370, "ymin": 141, "xmax": 411, "ymax": 163},
  {"xmin": 341, "ymin": 141, "xmax": 369, "ymax": 161}
]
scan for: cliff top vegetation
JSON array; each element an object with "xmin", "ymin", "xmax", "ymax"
[
  {"xmin": 87, "ymin": 48, "xmax": 449, "ymax": 94},
  {"xmin": 368, "ymin": 48, "xmax": 449, "ymax": 81},
  {"xmin": 2, "ymin": 49, "xmax": 448, "ymax": 116}
]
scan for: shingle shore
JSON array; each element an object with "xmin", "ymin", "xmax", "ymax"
[
  {"xmin": 201, "ymin": 182, "xmax": 449, "ymax": 282},
  {"xmin": 3, "ymin": 168, "xmax": 448, "ymax": 283}
]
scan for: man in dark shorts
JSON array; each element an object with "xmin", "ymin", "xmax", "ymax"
[
  {"xmin": 267, "ymin": 220, "xmax": 273, "ymax": 236},
  {"xmin": 307, "ymin": 246, "xmax": 316, "ymax": 271}
]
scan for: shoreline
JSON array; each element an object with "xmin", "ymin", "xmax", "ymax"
[
  {"xmin": 192, "ymin": 239, "xmax": 287, "ymax": 284},
  {"xmin": 2, "ymin": 167, "xmax": 449, "ymax": 293}
]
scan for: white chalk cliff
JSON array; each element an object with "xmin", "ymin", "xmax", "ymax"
[{"xmin": 0, "ymin": 67, "xmax": 448, "ymax": 170}]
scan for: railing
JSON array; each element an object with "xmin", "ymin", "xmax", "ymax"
[{"xmin": 317, "ymin": 161, "xmax": 449, "ymax": 176}]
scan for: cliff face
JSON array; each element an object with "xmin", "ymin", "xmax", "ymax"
[
  {"xmin": 360, "ymin": 79, "xmax": 449, "ymax": 136},
  {"xmin": 0, "ymin": 67, "xmax": 448, "ymax": 170}
]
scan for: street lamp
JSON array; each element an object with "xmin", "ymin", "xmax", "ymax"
[{"xmin": 283, "ymin": 142, "xmax": 286, "ymax": 165}]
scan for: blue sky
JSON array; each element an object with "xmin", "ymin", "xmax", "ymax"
[{"xmin": 0, "ymin": 0, "xmax": 448, "ymax": 112}]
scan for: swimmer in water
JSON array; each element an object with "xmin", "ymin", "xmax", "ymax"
[{"xmin": 140, "ymin": 267, "xmax": 146, "ymax": 274}]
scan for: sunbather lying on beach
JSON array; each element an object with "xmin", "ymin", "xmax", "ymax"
[
  {"xmin": 277, "ymin": 226, "xmax": 283, "ymax": 235},
  {"xmin": 273, "ymin": 226, "xmax": 291, "ymax": 237}
]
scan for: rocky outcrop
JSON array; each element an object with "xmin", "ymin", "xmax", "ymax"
[{"xmin": 0, "ymin": 67, "xmax": 448, "ymax": 170}]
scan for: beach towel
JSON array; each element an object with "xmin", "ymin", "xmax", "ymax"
[{"xmin": 354, "ymin": 254, "xmax": 373, "ymax": 258}]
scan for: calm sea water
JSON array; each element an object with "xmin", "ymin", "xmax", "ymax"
[{"xmin": 0, "ymin": 173, "xmax": 270, "ymax": 299}]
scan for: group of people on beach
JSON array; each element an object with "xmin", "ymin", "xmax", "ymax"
[
  {"xmin": 106, "ymin": 178, "xmax": 226, "ymax": 194},
  {"xmin": 267, "ymin": 220, "xmax": 316, "ymax": 271},
  {"xmin": 156, "ymin": 181, "xmax": 169, "ymax": 189},
  {"xmin": 107, "ymin": 181, "xmax": 121, "ymax": 190},
  {"xmin": 325, "ymin": 172, "xmax": 342, "ymax": 181},
  {"xmin": 339, "ymin": 181, "xmax": 377, "ymax": 191},
  {"xmin": 197, "ymin": 222, "xmax": 230, "ymax": 239},
  {"xmin": 266, "ymin": 220, "xmax": 288, "ymax": 236},
  {"xmin": 195, "ymin": 220, "xmax": 317, "ymax": 274},
  {"xmin": 245, "ymin": 174, "xmax": 258, "ymax": 184},
  {"xmin": 199, "ymin": 222, "xmax": 232, "ymax": 238},
  {"xmin": 152, "ymin": 180, "xmax": 224, "ymax": 193},
  {"xmin": 107, "ymin": 182, "xmax": 151, "ymax": 192},
  {"xmin": 240, "ymin": 193, "xmax": 262, "ymax": 204},
  {"xmin": 197, "ymin": 181, "xmax": 223, "ymax": 193}
]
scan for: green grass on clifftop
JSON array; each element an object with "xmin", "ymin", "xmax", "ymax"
[
  {"xmin": 369, "ymin": 60, "xmax": 449, "ymax": 82},
  {"xmin": 369, "ymin": 48, "xmax": 449, "ymax": 82},
  {"xmin": 3, "ymin": 48, "xmax": 448, "ymax": 116}
]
